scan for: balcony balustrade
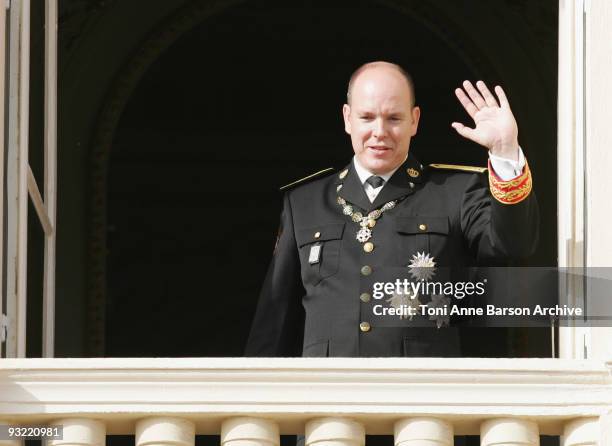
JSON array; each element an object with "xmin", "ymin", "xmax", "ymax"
[{"xmin": 1, "ymin": 358, "xmax": 611, "ymax": 445}]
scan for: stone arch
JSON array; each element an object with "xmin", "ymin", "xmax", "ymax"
[{"xmin": 86, "ymin": 0, "xmax": 556, "ymax": 355}]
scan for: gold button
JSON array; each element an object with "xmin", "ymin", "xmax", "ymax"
[
  {"xmin": 360, "ymin": 293, "xmax": 371, "ymax": 303},
  {"xmin": 359, "ymin": 322, "xmax": 371, "ymax": 332},
  {"xmin": 339, "ymin": 169, "xmax": 349, "ymax": 179},
  {"xmin": 314, "ymin": 231, "xmax": 321, "ymax": 239},
  {"xmin": 409, "ymin": 182, "xmax": 415, "ymax": 189},
  {"xmin": 361, "ymin": 265, "xmax": 372, "ymax": 276},
  {"xmin": 419, "ymin": 224, "xmax": 427, "ymax": 231},
  {"xmin": 363, "ymin": 242, "xmax": 374, "ymax": 253}
]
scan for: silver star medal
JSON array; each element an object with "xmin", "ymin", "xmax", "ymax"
[
  {"xmin": 428, "ymin": 294, "xmax": 451, "ymax": 328},
  {"xmin": 386, "ymin": 290, "xmax": 421, "ymax": 320},
  {"xmin": 408, "ymin": 251, "xmax": 437, "ymax": 281}
]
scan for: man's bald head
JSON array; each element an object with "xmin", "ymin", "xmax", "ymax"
[
  {"xmin": 342, "ymin": 61, "xmax": 421, "ymax": 175},
  {"xmin": 346, "ymin": 61, "xmax": 416, "ymax": 107}
]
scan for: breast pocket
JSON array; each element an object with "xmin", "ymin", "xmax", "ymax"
[
  {"xmin": 396, "ymin": 216, "xmax": 450, "ymax": 264},
  {"xmin": 295, "ymin": 222, "xmax": 345, "ymax": 286}
]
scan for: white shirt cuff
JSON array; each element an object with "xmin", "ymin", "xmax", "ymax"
[{"xmin": 488, "ymin": 147, "xmax": 526, "ymax": 181}]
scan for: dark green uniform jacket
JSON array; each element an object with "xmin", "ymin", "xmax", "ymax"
[{"xmin": 245, "ymin": 153, "xmax": 539, "ymax": 357}]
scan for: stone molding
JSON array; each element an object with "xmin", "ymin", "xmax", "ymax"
[{"xmin": 1, "ymin": 357, "xmax": 610, "ymax": 436}]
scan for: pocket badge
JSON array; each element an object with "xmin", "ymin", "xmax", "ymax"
[{"xmin": 308, "ymin": 244, "xmax": 321, "ymax": 264}]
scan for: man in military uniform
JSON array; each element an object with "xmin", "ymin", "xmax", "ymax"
[{"xmin": 245, "ymin": 61, "xmax": 538, "ymax": 358}]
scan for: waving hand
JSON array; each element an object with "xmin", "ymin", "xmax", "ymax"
[{"xmin": 452, "ymin": 80, "xmax": 519, "ymax": 161}]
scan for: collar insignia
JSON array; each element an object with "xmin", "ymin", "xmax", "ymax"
[{"xmin": 407, "ymin": 168, "xmax": 420, "ymax": 178}]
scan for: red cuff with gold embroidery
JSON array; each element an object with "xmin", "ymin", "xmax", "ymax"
[{"xmin": 488, "ymin": 159, "xmax": 532, "ymax": 204}]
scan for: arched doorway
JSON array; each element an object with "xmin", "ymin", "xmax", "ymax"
[{"xmin": 91, "ymin": 0, "xmax": 557, "ymax": 357}]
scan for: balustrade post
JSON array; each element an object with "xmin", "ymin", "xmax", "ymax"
[
  {"xmin": 221, "ymin": 417, "xmax": 279, "ymax": 446},
  {"xmin": 48, "ymin": 418, "xmax": 105, "ymax": 446},
  {"xmin": 136, "ymin": 417, "xmax": 194, "ymax": 446},
  {"xmin": 481, "ymin": 418, "xmax": 539, "ymax": 446},
  {"xmin": 305, "ymin": 417, "xmax": 365, "ymax": 446},
  {"xmin": 562, "ymin": 418, "xmax": 599, "ymax": 446},
  {"xmin": 394, "ymin": 417, "xmax": 453, "ymax": 446},
  {"xmin": 0, "ymin": 420, "xmax": 22, "ymax": 446}
]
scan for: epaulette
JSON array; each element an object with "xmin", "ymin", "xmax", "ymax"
[
  {"xmin": 428, "ymin": 163, "xmax": 487, "ymax": 174},
  {"xmin": 279, "ymin": 167, "xmax": 335, "ymax": 191}
]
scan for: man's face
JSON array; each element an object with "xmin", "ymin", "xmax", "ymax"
[{"xmin": 343, "ymin": 67, "xmax": 420, "ymax": 175}]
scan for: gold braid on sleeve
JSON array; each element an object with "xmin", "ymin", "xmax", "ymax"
[{"xmin": 488, "ymin": 159, "xmax": 532, "ymax": 205}]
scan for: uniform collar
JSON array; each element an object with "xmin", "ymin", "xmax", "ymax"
[
  {"xmin": 352, "ymin": 156, "xmax": 401, "ymax": 185},
  {"xmin": 336, "ymin": 152, "xmax": 425, "ymax": 213}
]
